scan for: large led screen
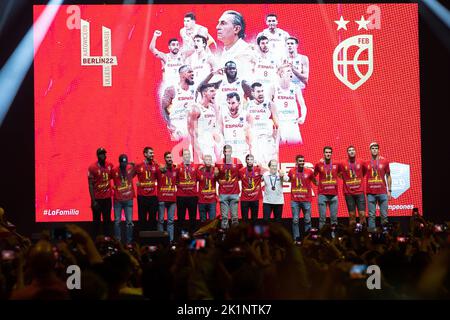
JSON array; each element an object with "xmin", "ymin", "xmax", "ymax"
[{"xmin": 34, "ymin": 4, "xmax": 420, "ymax": 221}]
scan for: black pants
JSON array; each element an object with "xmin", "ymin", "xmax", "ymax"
[
  {"xmin": 263, "ymin": 203, "xmax": 283, "ymax": 223},
  {"xmin": 92, "ymin": 198, "xmax": 112, "ymax": 237},
  {"xmin": 241, "ymin": 201, "xmax": 259, "ymax": 222},
  {"xmin": 176, "ymin": 196, "xmax": 198, "ymax": 233},
  {"xmin": 137, "ymin": 195, "xmax": 159, "ymax": 231}
]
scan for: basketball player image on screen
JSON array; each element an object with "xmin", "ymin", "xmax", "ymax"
[
  {"xmin": 161, "ymin": 65, "xmax": 195, "ymax": 142},
  {"xmin": 186, "ymin": 35, "xmax": 216, "ymax": 97},
  {"xmin": 188, "ymin": 82, "xmax": 222, "ymax": 163},
  {"xmin": 217, "ymin": 92, "xmax": 253, "ymax": 164},
  {"xmin": 149, "ymin": 30, "xmax": 193, "ymax": 87},
  {"xmin": 180, "ymin": 12, "xmax": 217, "ymax": 51},
  {"xmin": 199, "ymin": 61, "xmax": 252, "ymax": 116},
  {"xmin": 256, "ymin": 13, "xmax": 290, "ymax": 61},
  {"xmin": 216, "ymin": 10, "xmax": 256, "ymax": 80},
  {"xmin": 270, "ymin": 64, "xmax": 307, "ymax": 145},
  {"xmin": 247, "ymin": 82, "xmax": 279, "ymax": 168},
  {"xmin": 282, "ymin": 37, "xmax": 309, "ymax": 90},
  {"xmin": 252, "ymin": 35, "xmax": 280, "ymax": 101}
]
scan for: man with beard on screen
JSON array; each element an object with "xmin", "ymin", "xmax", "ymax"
[
  {"xmin": 161, "ymin": 65, "xmax": 196, "ymax": 162},
  {"xmin": 217, "ymin": 92, "xmax": 253, "ymax": 164},
  {"xmin": 252, "ymin": 35, "xmax": 281, "ymax": 101},
  {"xmin": 149, "ymin": 30, "xmax": 192, "ymax": 87},
  {"xmin": 257, "ymin": 13, "xmax": 290, "ymax": 62},
  {"xmin": 199, "ymin": 61, "xmax": 252, "ymax": 117},
  {"xmin": 188, "ymin": 81, "xmax": 222, "ymax": 163}
]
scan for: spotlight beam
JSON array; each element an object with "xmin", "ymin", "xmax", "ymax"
[{"xmin": 0, "ymin": 0, "xmax": 63, "ymax": 126}]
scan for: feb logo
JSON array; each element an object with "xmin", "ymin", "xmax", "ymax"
[
  {"xmin": 332, "ymin": 5, "xmax": 381, "ymax": 90},
  {"xmin": 333, "ymin": 35, "xmax": 373, "ymax": 90}
]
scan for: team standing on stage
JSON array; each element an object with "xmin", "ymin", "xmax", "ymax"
[
  {"xmin": 87, "ymin": 10, "xmax": 391, "ymax": 244},
  {"xmin": 88, "ymin": 143, "xmax": 392, "ymax": 244}
]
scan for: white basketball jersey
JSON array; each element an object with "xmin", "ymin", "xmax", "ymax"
[
  {"xmin": 163, "ymin": 54, "xmax": 183, "ymax": 85},
  {"xmin": 247, "ymin": 100, "xmax": 273, "ymax": 137},
  {"xmin": 190, "ymin": 52, "xmax": 213, "ymax": 85},
  {"xmin": 283, "ymin": 54, "xmax": 308, "ymax": 89},
  {"xmin": 273, "ymin": 83, "xmax": 299, "ymax": 122},
  {"xmin": 197, "ymin": 104, "xmax": 217, "ymax": 136},
  {"xmin": 216, "ymin": 77, "xmax": 245, "ymax": 115},
  {"xmin": 258, "ymin": 28, "xmax": 290, "ymax": 60},
  {"xmin": 170, "ymin": 85, "xmax": 195, "ymax": 137},
  {"xmin": 253, "ymin": 54, "xmax": 279, "ymax": 85},
  {"xmin": 223, "ymin": 109, "xmax": 248, "ymax": 152}
]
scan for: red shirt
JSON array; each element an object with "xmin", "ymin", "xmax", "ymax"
[
  {"xmin": 338, "ymin": 159, "xmax": 366, "ymax": 195},
  {"xmin": 88, "ymin": 162, "xmax": 114, "ymax": 199},
  {"xmin": 196, "ymin": 165, "xmax": 217, "ymax": 203},
  {"xmin": 135, "ymin": 160, "xmax": 159, "ymax": 197},
  {"xmin": 288, "ymin": 167, "xmax": 315, "ymax": 202},
  {"xmin": 156, "ymin": 165, "xmax": 177, "ymax": 202},
  {"xmin": 111, "ymin": 165, "xmax": 136, "ymax": 201},
  {"xmin": 216, "ymin": 158, "xmax": 243, "ymax": 195},
  {"xmin": 314, "ymin": 160, "xmax": 339, "ymax": 195},
  {"xmin": 364, "ymin": 157, "xmax": 390, "ymax": 194},
  {"xmin": 238, "ymin": 166, "xmax": 262, "ymax": 201},
  {"xmin": 176, "ymin": 163, "xmax": 198, "ymax": 197}
]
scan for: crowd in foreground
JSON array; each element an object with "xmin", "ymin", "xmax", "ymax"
[{"xmin": 0, "ymin": 207, "xmax": 449, "ymax": 300}]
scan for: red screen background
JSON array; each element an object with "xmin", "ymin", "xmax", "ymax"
[{"xmin": 34, "ymin": 4, "xmax": 420, "ymax": 222}]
